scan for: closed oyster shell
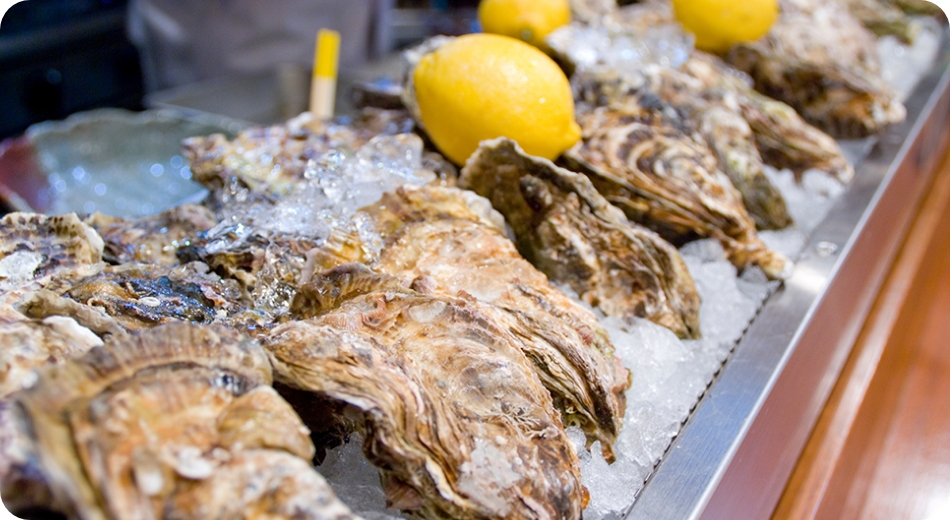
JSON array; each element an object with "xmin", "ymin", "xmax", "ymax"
[
  {"xmin": 679, "ymin": 53, "xmax": 854, "ymax": 183},
  {"xmin": 0, "ymin": 212, "xmax": 104, "ymax": 307},
  {"xmin": 460, "ymin": 137, "xmax": 702, "ymax": 338},
  {"xmin": 563, "ymin": 107, "xmax": 792, "ymax": 279},
  {"xmin": 726, "ymin": 0, "xmax": 906, "ymax": 138},
  {"xmin": 10, "ymin": 323, "xmax": 358, "ymax": 520},
  {"xmin": 572, "ymin": 67, "xmax": 793, "ymax": 230},
  {"xmin": 59, "ymin": 262, "xmax": 250, "ymax": 333},
  {"xmin": 86, "ymin": 204, "xmax": 217, "ymax": 266},
  {"xmin": 365, "ymin": 185, "xmax": 629, "ymax": 457},
  {"xmin": 269, "ymin": 264, "xmax": 586, "ymax": 519}
]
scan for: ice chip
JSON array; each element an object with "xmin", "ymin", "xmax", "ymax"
[{"xmin": 679, "ymin": 239, "xmax": 727, "ymax": 263}]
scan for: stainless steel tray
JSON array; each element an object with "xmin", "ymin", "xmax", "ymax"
[{"xmin": 628, "ymin": 32, "xmax": 950, "ymax": 520}]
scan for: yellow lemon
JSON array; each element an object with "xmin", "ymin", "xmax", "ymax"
[
  {"xmin": 478, "ymin": 0, "xmax": 571, "ymax": 50},
  {"xmin": 412, "ymin": 33, "xmax": 581, "ymax": 165},
  {"xmin": 672, "ymin": 0, "xmax": 778, "ymax": 54}
]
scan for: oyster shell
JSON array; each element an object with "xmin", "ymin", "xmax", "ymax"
[
  {"xmin": 0, "ymin": 212, "xmax": 104, "ymax": 307},
  {"xmin": 268, "ymin": 264, "xmax": 586, "ymax": 519},
  {"xmin": 546, "ymin": 9, "xmax": 853, "ymax": 183},
  {"xmin": 0, "ymin": 314, "xmax": 102, "ymax": 398},
  {"xmin": 562, "ymin": 105, "xmax": 792, "ymax": 279},
  {"xmin": 183, "ymin": 108, "xmax": 417, "ymax": 206},
  {"xmin": 460, "ymin": 138, "xmax": 702, "ymax": 338},
  {"xmin": 9, "ymin": 323, "xmax": 359, "ymax": 520},
  {"xmin": 86, "ymin": 203, "xmax": 217, "ymax": 265},
  {"xmin": 679, "ymin": 53, "xmax": 854, "ymax": 183},
  {"xmin": 840, "ymin": 0, "xmax": 921, "ymax": 43},
  {"xmin": 726, "ymin": 0, "xmax": 906, "ymax": 138},
  {"xmin": 54, "ymin": 262, "xmax": 251, "ymax": 333},
  {"xmin": 365, "ymin": 185, "xmax": 629, "ymax": 457},
  {"xmin": 573, "ymin": 67, "xmax": 793, "ymax": 230}
]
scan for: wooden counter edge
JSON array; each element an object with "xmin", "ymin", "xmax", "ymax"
[{"xmin": 772, "ymin": 147, "xmax": 950, "ymax": 520}]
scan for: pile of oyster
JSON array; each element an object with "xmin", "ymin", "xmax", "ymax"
[{"xmin": 1, "ymin": 0, "xmax": 941, "ymax": 518}]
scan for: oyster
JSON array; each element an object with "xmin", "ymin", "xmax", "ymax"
[
  {"xmin": 181, "ymin": 132, "xmax": 437, "ymax": 317},
  {"xmin": 365, "ymin": 185, "xmax": 629, "ymax": 455},
  {"xmin": 183, "ymin": 108, "xmax": 450, "ymax": 208},
  {"xmin": 840, "ymin": 0, "xmax": 921, "ymax": 43},
  {"xmin": 562, "ymin": 104, "xmax": 792, "ymax": 279},
  {"xmin": 726, "ymin": 0, "xmax": 906, "ymax": 138},
  {"xmin": 573, "ymin": 67, "xmax": 793, "ymax": 230},
  {"xmin": 8, "ymin": 323, "xmax": 360, "ymax": 520},
  {"xmin": 86, "ymin": 203, "xmax": 217, "ymax": 265},
  {"xmin": 679, "ymin": 53, "xmax": 854, "ymax": 183},
  {"xmin": 267, "ymin": 264, "xmax": 586, "ymax": 519},
  {"xmin": 51, "ymin": 262, "xmax": 250, "ymax": 333},
  {"xmin": 0, "ymin": 212, "xmax": 104, "ymax": 307},
  {"xmin": 546, "ymin": 8, "xmax": 853, "ymax": 183},
  {"xmin": 460, "ymin": 138, "xmax": 702, "ymax": 337}
]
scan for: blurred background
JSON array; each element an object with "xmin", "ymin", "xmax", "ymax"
[{"xmin": 0, "ymin": 0, "xmax": 482, "ymax": 140}]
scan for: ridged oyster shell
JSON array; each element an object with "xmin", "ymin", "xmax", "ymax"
[
  {"xmin": 268, "ymin": 264, "xmax": 586, "ymax": 519},
  {"xmin": 563, "ymin": 107, "xmax": 792, "ymax": 279},
  {"xmin": 9, "ymin": 323, "xmax": 359, "ymax": 520},
  {"xmin": 460, "ymin": 137, "xmax": 702, "ymax": 338},
  {"xmin": 365, "ymin": 185, "xmax": 629, "ymax": 458}
]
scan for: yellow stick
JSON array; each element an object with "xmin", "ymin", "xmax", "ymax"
[{"xmin": 310, "ymin": 29, "xmax": 340, "ymax": 121}]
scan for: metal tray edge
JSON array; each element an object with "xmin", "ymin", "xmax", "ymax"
[{"xmin": 627, "ymin": 31, "xmax": 950, "ymax": 520}]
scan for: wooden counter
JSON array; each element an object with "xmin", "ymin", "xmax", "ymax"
[{"xmin": 774, "ymin": 145, "xmax": 950, "ymax": 519}]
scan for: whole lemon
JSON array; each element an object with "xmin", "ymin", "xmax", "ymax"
[
  {"xmin": 672, "ymin": 0, "xmax": 778, "ymax": 54},
  {"xmin": 412, "ymin": 33, "xmax": 581, "ymax": 165},
  {"xmin": 478, "ymin": 0, "xmax": 571, "ymax": 50}
]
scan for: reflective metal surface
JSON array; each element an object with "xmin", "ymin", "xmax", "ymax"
[{"xmin": 628, "ymin": 33, "xmax": 950, "ymax": 520}]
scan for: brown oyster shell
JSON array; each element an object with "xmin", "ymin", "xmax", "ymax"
[
  {"xmin": 10, "ymin": 323, "xmax": 359, "ymax": 520},
  {"xmin": 0, "ymin": 212, "xmax": 104, "ymax": 307},
  {"xmin": 563, "ymin": 107, "xmax": 792, "ymax": 279},
  {"xmin": 572, "ymin": 67, "xmax": 793, "ymax": 230},
  {"xmin": 726, "ymin": 0, "xmax": 906, "ymax": 139},
  {"xmin": 365, "ymin": 185, "xmax": 629, "ymax": 457},
  {"xmin": 268, "ymin": 263, "xmax": 586, "ymax": 519},
  {"xmin": 460, "ymin": 137, "xmax": 702, "ymax": 338},
  {"xmin": 85, "ymin": 204, "xmax": 217, "ymax": 266}
]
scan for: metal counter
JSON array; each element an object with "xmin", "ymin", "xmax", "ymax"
[{"xmin": 627, "ymin": 32, "xmax": 950, "ymax": 520}]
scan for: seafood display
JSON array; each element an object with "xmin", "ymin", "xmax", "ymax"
[{"xmin": 0, "ymin": 0, "xmax": 943, "ymax": 518}]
